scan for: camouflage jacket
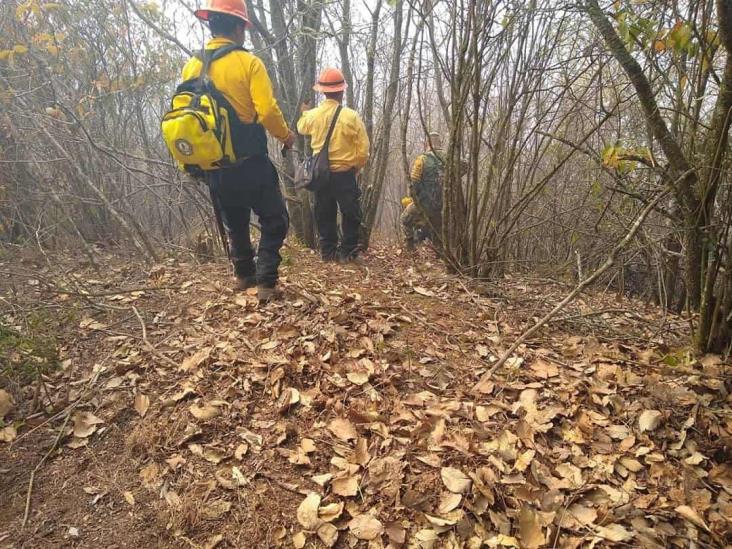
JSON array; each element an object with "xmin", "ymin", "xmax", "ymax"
[{"xmin": 410, "ymin": 151, "xmax": 444, "ymax": 214}]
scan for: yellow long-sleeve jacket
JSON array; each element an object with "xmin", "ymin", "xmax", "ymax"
[
  {"xmin": 181, "ymin": 37, "xmax": 290, "ymax": 142},
  {"xmin": 410, "ymin": 154, "xmax": 428, "ymax": 183},
  {"xmin": 297, "ymin": 99, "xmax": 370, "ymax": 172}
]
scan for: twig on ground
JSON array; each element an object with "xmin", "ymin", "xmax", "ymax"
[
  {"xmin": 131, "ymin": 306, "xmax": 179, "ymax": 369},
  {"xmin": 50, "ymin": 285, "xmax": 177, "ymax": 298}
]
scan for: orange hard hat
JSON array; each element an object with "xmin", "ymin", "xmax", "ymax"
[
  {"xmin": 195, "ymin": 0, "xmax": 251, "ymax": 29},
  {"xmin": 313, "ymin": 67, "xmax": 348, "ymax": 93}
]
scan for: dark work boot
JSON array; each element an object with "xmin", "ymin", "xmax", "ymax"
[
  {"xmin": 234, "ymin": 276, "xmax": 257, "ymax": 291},
  {"xmin": 257, "ymin": 285, "xmax": 283, "ymax": 303},
  {"xmin": 322, "ymin": 251, "xmax": 338, "ymax": 263}
]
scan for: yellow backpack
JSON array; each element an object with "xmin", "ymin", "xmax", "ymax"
[{"xmin": 161, "ymin": 45, "xmax": 267, "ymax": 173}]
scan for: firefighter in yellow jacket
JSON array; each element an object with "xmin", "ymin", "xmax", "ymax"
[
  {"xmin": 181, "ymin": 0, "xmax": 295, "ymax": 302},
  {"xmin": 402, "ymin": 132, "xmax": 445, "ymax": 250},
  {"xmin": 297, "ymin": 68, "xmax": 369, "ymax": 262}
]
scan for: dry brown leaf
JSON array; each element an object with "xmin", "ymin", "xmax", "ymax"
[
  {"xmin": 232, "ymin": 466, "xmax": 247, "ymax": 486},
  {"xmin": 514, "ymin": 449, "xmax": 535, "ymax": 472},
  {"xmin": 619, "ymin": 457, "xmax": 644, "ymax": 472},
  {"xmin": 180, "ymin": 348, "xmax": 210, "ymax": 371},
  {"xmin": 437, "ymin": 492, "xmax": 462, "ymax": 515},
  {"xmin": 555, "ymin": 463, "xmax": 583, "ymax": 488},
  {"xmin": 134, "ymin": 393, "xmax": 150, "ymax": 418},
  {"xmin": 474, "ymin": 379, "xmax": 495, "ymax": 395},
  {"xmin": 607, "ymin": 424, "xmax": 630, "ymax": 440},
  {"xmin": 164, "ymin": 490, "xmax": 182, "ymax": 508},
  {"xmin": 317, "ymin": 523, "xmax": 338, "ymax": 547},
  {"xmin": 292, "ymin": 531, "xmax": 307, "ymax": 549},
  {"xmin": 189, "ymin": 401, "xmax": 221, "ymax": 421},
  {"xmin": 568, "ymin": 503, "xmax": 597, "ymax": 526},
  {"xmin": 288, "ymin": 449, "xmax": 312, "ymax": 466},
  {"xmin": 638, "ymin": 410, "xmax": 662, "ymax": 433},
  {"xmin": 318, "ymin": 502, "xmax": 344, "ymax": 522},
  {"xmin": 0, "ymin": 389, "xmax": 14, "ymax": 419},
  {"xmin": 684, "ymin": 452, "xmax": 706, "ymax": 465},
  {"xmin": 485, "ymin": 534, "xmax": 520, "ymax": 548},
  {"xmin": 595, "ymin": 524, "xmax": 633, "ymax": 542},
  {"xmin": 260, "ymin": 339, "xmax": 280, "ymax": 350},
  {"xmin": 385, "ymin": 522, "xmax": 406, "ymax": 544},
  {"xmin": 414, "ymin": 529, "xmax": 439, "ymax": 548},
  {"xmin": 297, "ymin": 493, "xmax": 322, "ymax": 530},
  {"xmin": 278, "ymin": 387, "xmax": 300, "ymax": 414},
  {"xmin": 312, "ymin": 473, "xmax": 333, "ymax": 487},
  {"xmin": 202, "ymin": 500, "xmax": 231, "ymax": 520},
  {"xmin": 425, "ymin": 514, "xmax": 455, "ymax": 527},
  {"xmin": 106, "ymin": 376, "xmax": 124, "ymax": 389},
  {"xmin": 332, "ymin": 475, "xmax": 359, "ymax": 497},
  {"xmin": 529, "ymin": 359, "xmax": 559, "ymax": 378},
  {"xmin": 238, "ymin": 429, "xmax": 262, "ymax": 450},
  {"xmin": 289, "ymin": 438, "xmax": 316, "ymax": 466},
  {"xmin": 348, "ymin": 513, "xmax": 384, "ymax": 540},
  {"xmin": 188, "ymin": 443, "xmax": 225, "ymax": 464},
  {"xmin": 441, "ymin": 467, "xmax": 472, "ymax": 494},
  {"xmin": 165, "ymin": 385, "xmax": 196, "ymax": 406},
  {"xmin": 72, "ymin": 411, "xmax": 104, "ymax": 438},
  {"xmin": 139, "ymin": 463, "xmax": 160, "ymax": 489},
  {"xmin": 328, "ymin": 417, "xmax": 357, "ymax": 441},
  {"xmin": 414, "ymin": 286, "xmax": 435, "ymax": 297},
  {"xmin": 301, "ymin": 438, "xmax": 316, "ymax": 453},
  {"xmin": 234, "ymin": 443, "xmax": 248, "ymax": 460},
  {"xmin": 203, "ymin": 534, "xmax": 224, "ymax": 549},
  {"xmin": 352, "ymin": 437, "xmax": 370, "ymax": 466},
  {"xmin": 346, "ymin": 372, "xmax": 369, "ymax": 385},
  {"xmin": 518, "ymin": 506, "xmax": 544, "ymax": 549},
  {"xmin": 415, "ymin": 454, "xmax": 441, "ymax": 468},
  {"xmin": 0, "ymin": 425, "xmax": 17, "ymax": 443},
  {"xmin": 475, "ymin": 405, "xmax": 501, "ymax": 422},
  {"xmin": 675, "ymin": 505, "xmax": 710, "ymax": 532},
  {"xmin": 165, "ymin": 454, "xmax": 186, "ymax": 470}
]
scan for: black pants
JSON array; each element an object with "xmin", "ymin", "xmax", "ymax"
[
  {"xmin": 208, "ymin": 156, "xmax": 289, "ymax": 287},
  {"xmin": 313, "ymin": 170, "xmax": 361, "ymax": 259}
]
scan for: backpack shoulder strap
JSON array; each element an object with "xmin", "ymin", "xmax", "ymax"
[
  {"xmin": 197, "ymin": 45, "xmax": 247, "ymax": 84},
  {"xmin": 323, "ymin": 105, "xmax": 342, "ymax": 151},
  {"xmin": 210, "ymin": 44, "xmax": 246, "ymax": 62}
]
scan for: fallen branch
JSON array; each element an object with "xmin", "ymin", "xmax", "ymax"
[
  {"xmin": 473, "ymin": 186, "xmax": 674, "ymax": 389},
  {"xmin": 131, "ymin": 306, "xmax": 179, "ymax": 369},
  {"xmin": 21, "ymin": 411, "xmax": 72, "ymax": 528}
]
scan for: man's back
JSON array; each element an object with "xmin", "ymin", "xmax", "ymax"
[
  {"xmin": 411, "ymin": 151, "xmax": 445, "ymax": 213},
  {"xmin": 181, "ymin": 37, "xmax": 289, "ymax": 142},
  {"xmin": 297, "ymin": 98, "xmax": 369, "ymax": 172}
]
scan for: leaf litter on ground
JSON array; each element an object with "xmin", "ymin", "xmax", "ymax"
[{"xmin": 3, "ymin": 245, "xmax": 729, "ymax": 548}]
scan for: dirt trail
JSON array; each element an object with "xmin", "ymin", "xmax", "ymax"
[{"xmin": 1, "ymin": 244, "xmax": 729, "ymax": 548}]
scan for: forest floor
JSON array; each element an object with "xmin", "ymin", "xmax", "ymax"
[{"xmin": 0, "ymin": 242, "xmax": 730, "ymax": 549}]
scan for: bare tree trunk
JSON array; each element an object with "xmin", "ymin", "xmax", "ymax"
[
  {"xmin": 293, "ymin": 0, "xmax": 323, "ymax": 248},
  {"xmin": 363, "ymin": 0, "xmax": 384, "ymax": 142},
  {"xmin": 697, "ymin": 0, "xmax": 732, "ymax": 351},
  {"xmin": 360, "ymin": 1, "xmax": 403, "ymax": 249},
  {"xmin": 335, "ymin": 0, "xmax": 356, "ymax": 109}
]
